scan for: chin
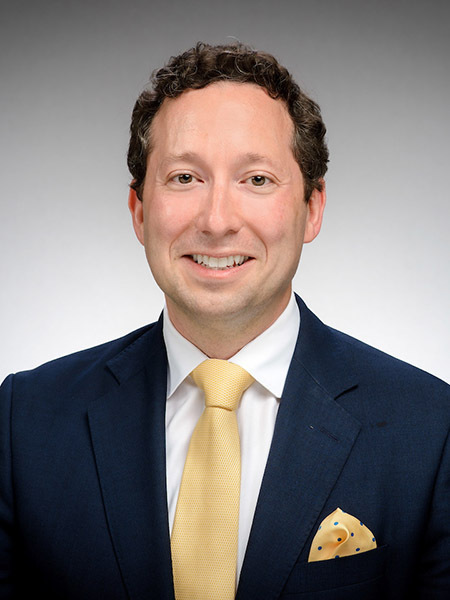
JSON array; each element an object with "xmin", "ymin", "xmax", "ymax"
[{"xmin": 171, "ymin": 291, "xmax": 255, "ymax": 325}]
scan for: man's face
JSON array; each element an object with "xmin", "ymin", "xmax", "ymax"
[{"xmin": 130, "ymin": 82, "xmax": 325, "ymax": 334}]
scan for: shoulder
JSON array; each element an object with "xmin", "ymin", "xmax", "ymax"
[
  {"xmin": 1, "ymin": 321, "xmax": 162, "ymax": 407},
  {"xmin": 331, "ymin": 326, "xmax": 449, "ymax": 397},
  {"xmin": 332, "ymin": 324, "xmax": 447, "ymax": 379},
  {"xmin": 295, "ymin": 296, "xmax": 450, "ymax": 417},
  {"xmin": 322, "ymin": 327, "xmax": 450, "ymax": 439}
]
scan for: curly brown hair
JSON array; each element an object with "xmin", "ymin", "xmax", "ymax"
[{"xmin": 127, "ymin": 42, "xmax": 329, "ymax": 201}]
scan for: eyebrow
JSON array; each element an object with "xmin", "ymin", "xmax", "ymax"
[
  {"xmin": 239, "ymin": 152, "xmax": 274, "ymax": 165},
  {"xmin": 161, "ymin": 152, "xmax": 201, "ymax": 166},
  {"xmin": 161, "ymin": 151, "xmax": 280, "ymax": 169}
]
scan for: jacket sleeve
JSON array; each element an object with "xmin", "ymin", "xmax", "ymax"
[
  {"xmin": 418, "ymin": 426, "xmax": 450, "ymax": 599},
  {"xmin": 0, "ymin": 375, "xmax": 15, "ymax": 599}
]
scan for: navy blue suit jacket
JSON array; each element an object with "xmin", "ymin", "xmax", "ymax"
[{"xmin": 1, "ymin": 296, "xmax": 449, "ymax": 599}]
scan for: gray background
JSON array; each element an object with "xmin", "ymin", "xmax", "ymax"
[{"xmin": 1, "ymin": 0, "xmax": 449, "ymax": 383}]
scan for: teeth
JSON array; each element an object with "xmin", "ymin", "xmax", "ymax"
[{"xmin": 192, "ymin": 254, "xmax": 249, "ymax": 269}]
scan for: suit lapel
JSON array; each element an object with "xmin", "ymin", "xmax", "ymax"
[
  {"xmin": 86, "ymin": 298, "xmax": 361, "ymax": 599},
  {"xmin": 237, "ymin": 297, "xmax": 362, "ymax": 600},
  {"xmin": 88, "ymin": 317, "xmax": 175, "ymax": 600}
]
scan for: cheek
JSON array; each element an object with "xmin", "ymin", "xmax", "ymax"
[
  {"xmin": 144, "ymin": 198, "xmax": 192, "ymax": 246},
  {"xmin": 250, "ymin": 199, "xmax": 304, "ymax": 248}
]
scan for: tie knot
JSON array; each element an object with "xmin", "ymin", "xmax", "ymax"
[{"xmin": 190, "ymin": 359, "xmax": 254, "ymax": 411}]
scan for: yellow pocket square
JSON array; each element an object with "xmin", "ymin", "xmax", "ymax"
[{"xmin": 308, "ymin": 508, "xmax": 377, "ymax": 562}]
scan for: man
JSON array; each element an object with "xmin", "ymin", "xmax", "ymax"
[{"xmin": 0, "ymin": 42, "xmax": 449, "ymax": 600}]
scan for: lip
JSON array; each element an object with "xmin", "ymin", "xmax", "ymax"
[
  {"xmin": 184, "ymin": 252, "xmax": 252, "ymax": 259},
  {"xmin": 181, "ymin": 255, "xmax": 255, "ymax": 278}
]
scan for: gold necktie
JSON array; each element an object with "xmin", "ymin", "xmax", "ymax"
[{"xmin": 171, "ymin": 359, "xmax": 254, "ymax": 600}]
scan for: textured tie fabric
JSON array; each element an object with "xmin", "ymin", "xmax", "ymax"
[
  {"xmin": 308, "ymin": 507, "xmax": 377, "ymax": 561},
  {"xmin": 171, "ymin": 359, "xmax": 255, "ymax": 600}
]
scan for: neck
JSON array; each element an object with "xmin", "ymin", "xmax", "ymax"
[{"xmin": 166, "ymin": 297, "xmax": 290, "ymax": 359}]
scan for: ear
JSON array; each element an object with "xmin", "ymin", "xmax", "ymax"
[
  {"xmin": 128, "ymin": 187, "xmax": 145, "ymax": 246},
  {"xmin": 303, "ymin": 180, "xmax": 326, "ymax": 244}
]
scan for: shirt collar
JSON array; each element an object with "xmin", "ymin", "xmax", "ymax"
[{"xmin": 163, "ymin": 293, "xmax": 300, "ymax": 399}]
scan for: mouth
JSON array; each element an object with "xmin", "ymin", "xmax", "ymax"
[{"xmin": 190, "ymin": 254, "xmax": 251, "ymax": 270}]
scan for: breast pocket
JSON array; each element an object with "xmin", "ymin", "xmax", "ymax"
[{"xmin": 280, "ymin": 545, "xmax": 388, "ymax": 598}]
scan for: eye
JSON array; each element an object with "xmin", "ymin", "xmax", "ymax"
[
  {"xmin": 249, "ymin": 175, "xmax": 270, "ymax": 186},
  {"xmin": 175, "ymin": 173, "xmax": 194, "ymax": 184}
]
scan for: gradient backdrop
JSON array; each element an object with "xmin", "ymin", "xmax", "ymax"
[{"xmin": 1, "ymin": 0, "xmax": 449, "ymax": 383}]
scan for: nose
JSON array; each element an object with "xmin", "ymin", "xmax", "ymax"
[{"xmin": 195, "ymin": 181, "xmax": 242, "ymax": 238}]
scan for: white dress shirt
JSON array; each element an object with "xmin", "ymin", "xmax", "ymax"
[{"xmin": 164, "ymin": 293, "xmax": 300, "ymax": 578}]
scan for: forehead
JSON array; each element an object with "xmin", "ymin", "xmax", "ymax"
[{"xmin": 149, "ymin": 82, "xmax": 294, "ymax": 155}]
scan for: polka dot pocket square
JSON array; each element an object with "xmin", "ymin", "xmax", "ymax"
[{"xmin": 308, "ymin": 508, "xmax": 377, "ymax": 562}]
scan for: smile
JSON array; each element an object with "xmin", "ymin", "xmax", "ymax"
[{"xmin": 191, "ymin": 254, "xmax": 250, "ymax": 270}]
